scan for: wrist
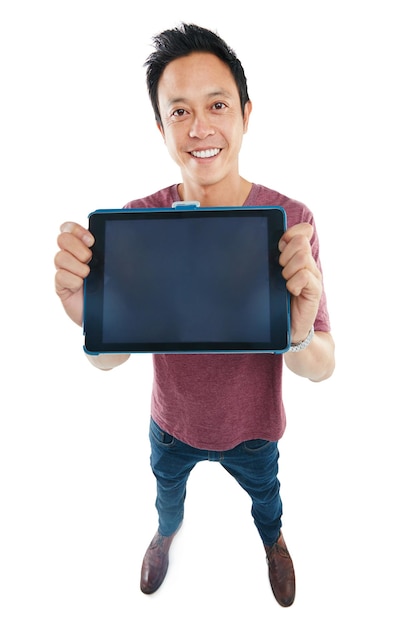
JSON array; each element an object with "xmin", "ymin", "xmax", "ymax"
[{"xmin": 289, "ymin": 327, "xmax": 314, "ymax": 352}]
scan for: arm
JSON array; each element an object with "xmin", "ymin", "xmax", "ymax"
[
  {"xmin": 85, "ymin": 352, "xmax": 131, "ymax": 371},
  {"xmin": 54, "ymin": 221, "xmax": 130, "ymax": 371},
  {"xmin": 279, "ymin": 223, "xmax": 335, "ymax": 382},
  {"xmin": 284, "ymin": 330, "xmax": 335, "ymax": 382}
]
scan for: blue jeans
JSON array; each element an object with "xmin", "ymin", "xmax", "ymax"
[{"xmin": 149, "ymin": 418, "xmax": 282, "ymax": 546}]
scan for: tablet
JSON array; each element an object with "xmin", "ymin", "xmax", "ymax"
[{"xmin": 83, "ymin": 203, "xmax": 290, "ymax": 354}]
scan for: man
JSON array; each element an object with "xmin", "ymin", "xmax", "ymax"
[{"xmin": 55, "ymin": 23, "xmax": 335, "ymax": 607}]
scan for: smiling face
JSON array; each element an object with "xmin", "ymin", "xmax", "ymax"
[{"xmin": 156, "ymin": 52, "xmax": 252, "ymax": 202}]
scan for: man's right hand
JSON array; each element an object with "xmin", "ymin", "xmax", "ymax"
[{"xmin": 54, "ymin": 222, "xmax": 95, "ymax": 327}]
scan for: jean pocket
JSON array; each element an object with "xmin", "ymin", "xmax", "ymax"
[
  {"xmin": 150, "ymin": 418, "xmax": 176, "ymax": 447},
  {"xmin": 243, "ymin": 438, "xmax": 271, "ymax": 452}
]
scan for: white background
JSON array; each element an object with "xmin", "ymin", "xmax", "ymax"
[{"xmin": 1, "ymin": 1, "xmax": 416, "ymax": 624}]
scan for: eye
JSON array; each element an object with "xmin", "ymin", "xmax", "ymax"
[
  {"xmin": 172, "ymin": 108, "xmax": 187, "ymax": 117},
  {"xmin": 212, "ymin": 102, "xmax": 227, "ymax": 110}
]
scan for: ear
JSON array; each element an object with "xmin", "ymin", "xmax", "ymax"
[{"xmin": 243, "ymin": 100, "xmax": 252, "ymax": 133}]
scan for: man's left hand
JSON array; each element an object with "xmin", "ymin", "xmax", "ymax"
[{"xmin": 279, "ymin": 223, "xmax": 322, "ymax": 343}]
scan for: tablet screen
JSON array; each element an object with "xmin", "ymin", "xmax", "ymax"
[{"xmin": 84, "ymin": 207, "xmax": 290, "ymax": 354}]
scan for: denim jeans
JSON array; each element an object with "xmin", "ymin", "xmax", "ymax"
[{"xmin": 149, "ymin": 418, "xmax": 282, "ymax": 546}]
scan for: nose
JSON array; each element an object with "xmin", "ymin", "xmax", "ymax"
[{"xmin": 189, "ymin": 111, "xmax": 215, "ymax": 139}]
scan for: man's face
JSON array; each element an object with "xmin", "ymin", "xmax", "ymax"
[{"xmin": 156, "ymin": 52, "xmax": 251, "ymax": 190}]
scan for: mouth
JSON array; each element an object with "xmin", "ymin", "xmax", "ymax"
[{"xmin": 190, "ymin": 148, "xmax": 221, "ymax": 159}]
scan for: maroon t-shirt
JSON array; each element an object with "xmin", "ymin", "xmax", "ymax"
[{"xmin": 125, "ymin": 183, "xmax": 331, "ymax": 450}]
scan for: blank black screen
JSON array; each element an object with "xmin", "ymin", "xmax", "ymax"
[{"xmin": 102, "ymin": 215, "xmax": 271, "ymax": 344}]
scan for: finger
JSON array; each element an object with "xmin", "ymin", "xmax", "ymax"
[
  {"xmin": 56, "ymin": 231, "xmax": 93, "ymax": 264},
  {"xmin": 279, "ymin": 233, "xmax": 317, "ymax": 272},
  {"xmin": 279, "ymin": 222, "xmax": 313, "ymax": 251},
  {"xmin": 281, "ymin": 247, "xmax": 321, "ymax": 282},
  {"xmin": 60, "ymin": 222, "xmax": 94, "ymax": 247},
  {"xmin": 54, "ymin": 249, "xmax": 92, "ymax": 278},
  {"xmin": 286, "ymin": 268, "xmax": 322, "ymax": 298},
  {"xmin": 55, "ymin": 268, "xmax": 85, "ymax": 296}
]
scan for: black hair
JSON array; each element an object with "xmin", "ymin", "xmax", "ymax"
[{"xmin": 144, "ymin": 23, "xmax": 250, "ymax": 124}]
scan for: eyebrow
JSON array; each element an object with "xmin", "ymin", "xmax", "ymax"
[{"xmin": 166, "ymin": 90, "xmax": 235, "ymax": 107}]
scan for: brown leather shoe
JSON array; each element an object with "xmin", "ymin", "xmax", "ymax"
[
  {"xmin": 140, "ymin": 529, "xmax": 179, "ymax": 594},
  {"xmin": 265, "ymin": 532, "xmax": 296, "ymax": 607}
]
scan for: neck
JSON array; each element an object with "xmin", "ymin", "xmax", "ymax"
[{"xmin": 178, "ymin": 177, "xmax": 252, "ymax": 208}]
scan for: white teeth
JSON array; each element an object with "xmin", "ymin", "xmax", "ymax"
[{"xmin": 191, "ymin": 148, "xmax": 220, "ymax": 158}]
